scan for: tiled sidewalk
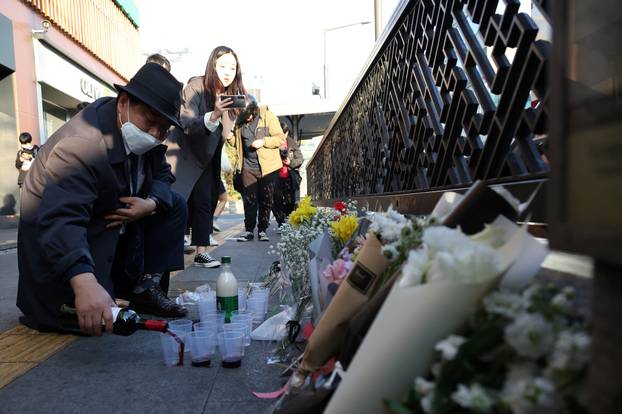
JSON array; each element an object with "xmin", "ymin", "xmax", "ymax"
[{"xmin": 0, "ymin": 215, "xmax": 286, "ymax": 414}]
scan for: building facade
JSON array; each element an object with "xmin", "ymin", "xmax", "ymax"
[{"xmin": 0, "ymin": 0, "xmax": 141, "ymax": 216}]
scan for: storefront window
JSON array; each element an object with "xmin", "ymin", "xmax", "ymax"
[{"xmin": 42, "ymin": 100, "xmax": 69, "ymax": 140}]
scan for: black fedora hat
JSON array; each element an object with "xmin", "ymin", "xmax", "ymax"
[{"xmin": 114, "ymin": 62, "xmax": 183, "ymax": 128}]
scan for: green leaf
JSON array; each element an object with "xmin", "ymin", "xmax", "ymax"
[{"xmin": 383, "ymin": 399, "xmax": 416, "ymax": 414}]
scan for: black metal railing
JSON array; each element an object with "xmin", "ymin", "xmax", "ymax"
[{"xmin": 307, "ymin": 0, "xmax": 550, "ymax": 214}]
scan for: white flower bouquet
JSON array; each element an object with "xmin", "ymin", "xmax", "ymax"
[
  {"xmin": 325, "ymin": 215, "xmax": 549, "ymax": 413},
  {"xmin": 383, "ymin": 284, "xmax": 590, "ymax": 413}
]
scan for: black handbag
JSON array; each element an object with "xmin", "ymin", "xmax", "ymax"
[
  {"xmin": 290, "ymin": 168, "xmax": 302, "ymax": 187},
  {"xmin": 233, "ymin": 169, "xmax": 244, "ymax": 192}
]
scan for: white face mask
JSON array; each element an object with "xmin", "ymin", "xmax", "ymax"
[{"xmin": 120, "ymin": 104, "xmax": 161, "ymax": 155}]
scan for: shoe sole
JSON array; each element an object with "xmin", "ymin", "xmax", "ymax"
[
  {"xmin": 259, "ymin": 238, "xmax": 270, "ymax": 242},
  {"xmin": 193, "ymin": 262, "xmax": 221, "ymax": 268},
  {"xmin": 237, "ymin": 238, "xmax": 253, "ymax": 242}
]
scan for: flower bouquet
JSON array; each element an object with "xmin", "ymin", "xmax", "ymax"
[
  {"xmin": 265, "ymin": 196, "xmax": 335, "ymax": 319},
  {"xmin": 324, "ymin": 215, "xmax": 549, "ymax": 413},
  {"xmin": 298, "ymin": 207, "xmax": 416, "ymax": 374},
  {"xmin": 383, "ymin": 283, "xmax": 590, "ymax": 413}
]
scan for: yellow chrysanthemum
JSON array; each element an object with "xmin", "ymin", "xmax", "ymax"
[
  {"xmin": 331, "ymin": 215, "xmax": 358, "ymax": 243},
  {"xmin": 288, "ymin": 196, "xmax": 317, "ymax": 227}
]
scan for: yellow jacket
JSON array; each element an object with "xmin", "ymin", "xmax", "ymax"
[{"xmin": 227, "ymin": 106, "xmax": 285, "ymax": 176}]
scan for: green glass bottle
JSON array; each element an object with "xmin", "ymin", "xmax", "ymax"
[{"xmin": 58, "ymin": 305, "xmax": 168, "ymax": 335}]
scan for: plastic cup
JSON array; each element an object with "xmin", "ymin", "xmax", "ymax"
[
  {"xmin": 180, "ymin": 302, "xmax": 199, "ymax": 322},
  {"xmin": 160, "ymin": 333, "xmax": 184, "ymax": 367},
  {"xmin": 217, "ymin": 331, "xmax": 244, "ymax": 368},
  {"xmin": 232, "ymin": 309, "xmax": 248, "ymax": 316},
  {"xmin": 247, "ymin": 297, "xmax": 266, "ymax": 323},
  {"xmin": 249, "ymin": 288, "xmax": 269, "ymax": 313},
  {"xmin": 223, "ymin": 322, "xmax": 250, "ymax": 347},
  {"xmin": 202, "ymin": 311, "xmax": 225, "ymax": 328},
  {"xmin": 188, "ymin": 331, "xmax": 217, "ymax": 367},
  {"xmin": 193, "ymin": 321, "xmax": 218, "ymax": 335},
  {"xmin": 168, "ymin": 319, "xmax": 193, "ymax": 343},
  {"xmin": 231, "ymin": 314, "xmax": 253, "ymax": 346},
  {"xmin": 238, "ymin": 288, "xmax": 247, "ymax": 312},
  {"xmin": 198, "ymin": 297, "xmax": 217, "ymax": 321}
]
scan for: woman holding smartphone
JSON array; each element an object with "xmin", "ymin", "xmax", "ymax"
[{"xmin": 166, "ymin": 46, "xmax": 246, "ymax": 268}]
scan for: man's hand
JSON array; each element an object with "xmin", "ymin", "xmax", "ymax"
[
  {"xmin": 283, "ymin": 158, "xmax": 291, "ymax": 166},
  {"xmin": 69, "ymin": 273, "xmax": 116, "ymax": 336},
  {"xmin": 211, "ymin": 95, "xmax": 233, "ymax": 122},
  {"xmin": 251, "ymin": 139, "xmax": 265, "ymax": 149},
  {"xmin": 105, "ymin": 196, "xmax": 156, "ymax": 228}
]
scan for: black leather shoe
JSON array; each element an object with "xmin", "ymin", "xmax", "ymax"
[{"xmin": 129, "ymin": 285, "xmax": 187, "ymax": 318}]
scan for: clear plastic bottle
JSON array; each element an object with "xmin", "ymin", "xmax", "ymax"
[{"xmin": 216, "ymin": 256, "xmax": 238, "ymax": 322}]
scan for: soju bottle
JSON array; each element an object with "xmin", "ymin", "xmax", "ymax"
[
  {"xmin": 216, "ymin": 256, "xmax": 238, "ymax": 322},
  {"xmin": 58, "ymin": 305, "xmax": 168, "ymax": 335}
]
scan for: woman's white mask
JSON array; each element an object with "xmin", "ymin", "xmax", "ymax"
[{"xmin": 120, "ymin": 104, "xmax": 160, "ymax": 155}]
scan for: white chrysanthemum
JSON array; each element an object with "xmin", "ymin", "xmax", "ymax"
[
  {"xmin": 505, "ymin": 313, "xmax": 555, "ymax": 359},
  {"xmin": 451, "ymin": 383, "xmax": 494, "ymax": 411},
  {"xmin": 369, "ymin": 207, "xmax": 408, "ymax": 243},
  {"xmin": 381, "ymin": 244, "xmax": 399, "ymax": 261},
  {"xmin": 435, "ymin": 335, "xmax": 466, "ymax": 361},
  {"xmin": 502, "ymin": 372, "xmax": 558, "ymax": 414},
  {"xmin": 431, "ymin": 362, "xmax": 442, "ymax": 379},
  {"xmin": 414, "ymin": 377, "xmax": 435, "ymax": 395},
  {"xmin": 483, "ymin": 290, "xmax": 527, "ymax": 319},
  {"xmin": 428, "ymin": 241, "xmax": 503, "ymax": 284},
  {"xmin": 422, "ymin": 226, "xmax": 472, "ymax": 256},
  {"xmin": 399, "ymin": 248, "xmax": 430, "ymax": 287},
  {"xmin": 551, "ymin": 292, "xmax": 572, "ymax": 313},
  {"xmin": 421, "ymin": 393, "xmax": 433, "ymax": 413},
  {"xmin": 548, "ymin": 330, "xmax": 591, "ymax": 371}
]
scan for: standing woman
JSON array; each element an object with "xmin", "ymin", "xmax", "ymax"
[
  {"xmin": 166, "ymin": 46, "xmax": 245, "ymax": 267},
  {"xmin": 227, "ymin": 99, "xmax": 285, "ymax": 242}
]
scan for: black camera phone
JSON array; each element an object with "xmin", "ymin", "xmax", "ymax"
[{"xmin": 220, "ymin": 94, "xmax": 246, "ymax": 108}]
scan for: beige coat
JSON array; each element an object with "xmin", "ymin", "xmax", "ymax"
[{"xmin": 227, "ymin": 106, "xmax": 285, "ymax": 176}]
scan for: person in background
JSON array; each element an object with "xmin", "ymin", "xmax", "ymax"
[
  {"xmin": 76, "ymin": 102, "xmax": 90, "ymax": 112},
  {"xmin": 17, "ymin": 63, "xmax": 188, "ymax": 336},
  {"xmin": 15, "ymin": 132, "xmax": 39, "ymax": 189},
  {"xmin": 146, "ymin": 53, "xmax": 171, "ymax": 72},
  {"xmin": 211, "ymin": 180, "xmax": 228, "ymax": 236},
  {"xmin": 272, "ymin": 122, "xmax": 303, "ymax": 232},
  {"xmin": 226, "ymin": 98, "xmax": 285, "ymax": 242},
  {"xmin": 166, "ymin": 46, "xmax": 244, "ymax": 267}
]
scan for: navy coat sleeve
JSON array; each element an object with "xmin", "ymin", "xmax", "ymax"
[
  {"xmin": 148, "ymin": 145, "xmax": 175, "ymax": 210},
  {"xmin": 36, "ymin": 136, "xmax": 100, "ymax": 282},
  {"xmin": 179, "ymin": 79, "xmax": 222, "ymax": 169}
]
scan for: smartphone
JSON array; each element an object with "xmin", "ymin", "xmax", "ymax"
[{"xmin": 220, "ymin": 94, "xmax": 246, "ymax": 108}]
